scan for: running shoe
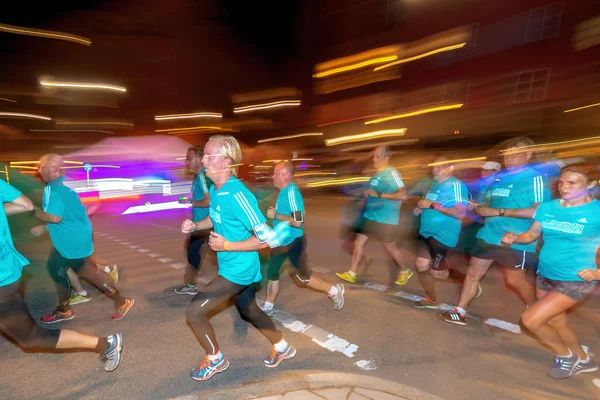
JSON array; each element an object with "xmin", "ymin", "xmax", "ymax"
[
  {"xmin": 413, "ymin": 297, "xmax": 440, "ymax": 309},
  {"xmin": 394, "ymin": 269, "xmax": 414, "ymax": 286},
  {"xmin": 112, "ymin": 298, "xmax": 135, "ymax": 320},
  {"xmin": 336, "ymin": 271, "xmax": 356, "ymax": 284},
  {"xmin": 259, "ymin": 303, "xmax": 278, "ymax": 317},
  {"xmin": 100, "ymin": 333, "xmax": 123, "ymax": 372},
  {"xmin": 109, "ymin": 265, "xmax": 119, "ymax": 284},
  {"xmin": 41, "ymin": 308, "xmax": 75, "ymax": 324},
  {"xmin": 329, "ymin": 283, "xmax": 345, "ymax": 311},
  {"xmin": 264, "ymin": 344, "xmax": 296, "ymax": 368},
  {"xmin": 548, "ymin": 352, "xmax": 580, "ymax": 379},
  {"xmin": 70, "ymin": 293, "xmax": 91, "ymax": 305},
  {"xmin": 438, "ymin": 308, "xmax": 467, "ymax": 326},
  {"xmin": 174, "ymin": 284, "xmax": 198, "ymax": 296},
  {"xmin": 191, "ymin": 355, "xmax": 230, "ymax": 381},
  {"xmin": 573, "ymin": 357, "xmax": 599, "ymax": 375}
]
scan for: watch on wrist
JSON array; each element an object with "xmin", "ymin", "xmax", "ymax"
[
  {"xmin": 274, "ymin": 212, "xmax": 279, "ymax": 219},
  {"xmin": 429, "ymin": 202, "xmax": 436, "ymax": 210},
  {"xmin": 499, "ymin": 208, "xmax": 506, "ymax": 216},
  {"xmin": 376, "ymin": 191, "xmax": 382, "ymax": 198}
]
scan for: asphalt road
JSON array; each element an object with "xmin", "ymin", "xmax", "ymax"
[{"xmin": 1, "ymin": 195, "xmax": 599, "ymax": 400}]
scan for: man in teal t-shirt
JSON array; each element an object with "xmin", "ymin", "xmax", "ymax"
[
  {"xmin": 32, "ymin": 154, "xmax": 134, "ymax": 324},
  {"xmin": 336, "ymin": 145, "xmax": 413, "ymax": 286},
  {"xmin": 181, "ymin": 135, "xmax": 295, "ymax": 382},
  {"xmin": 175, "ymin": 146, "xmax": 213, "ymax": 295},
  {"xmin": 0, "ymin": 179, "xmax": 125, "ymax": 372},
  {"xmin": 411, "ymin": 156, "xmax": 468, "ymax": 309},
  {"xmin": 258, "ymin": 161, "xmax": 344, "ymax": 316},
  {"xmin": 440, "ymin": 137, "xmax": 551, "ymax": 326}
]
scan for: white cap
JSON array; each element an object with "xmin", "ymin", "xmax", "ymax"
[{"xmin": 482, "ymin": 161, "xmax": 501, "ymax": 171}]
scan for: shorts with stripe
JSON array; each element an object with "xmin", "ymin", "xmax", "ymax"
[{"xmin": 470, "ymin": 238, "xmax": 538, "ymax": 270}]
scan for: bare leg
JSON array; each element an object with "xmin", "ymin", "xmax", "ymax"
[
  {"xmin": 382, "ymin": 241, "xmax": 408, "ymax": 272},
  {"xmin": 457, "ymin": 257, "xmax": 494, "ymax": 310},
  {"xmin": 55, "ymin": 330, "xmax": 99, "ymax": 349},
  {"xmin": 265, "ymin": 280, "xmax": 280, "ymax": 304},
  {"xmin": 66, "ymin": 268, "xmax": 85, "ymax": 294},
  {"xmin": 504, "ymin": 268, "xmax": 536, "ymax": 306},
  {"xmin": 349, "ymin": 234, "xmax": 369, "ymax": 274}
]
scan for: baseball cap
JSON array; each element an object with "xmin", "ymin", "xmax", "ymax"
[{"xmin": 482, "ymin": 161, "xmax": 501, "ymax": 171}]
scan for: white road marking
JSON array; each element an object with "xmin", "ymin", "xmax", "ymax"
[
  {"xmin": 138, "ymin": 249, "xmax": 149, "ymax": 253},
  {"xmin": 159, "ymin": 258, "xmax": 173, "ymax": 263},
  {"xmin": 129, "ymin": 245, "xmax": 140, "ymax": 249},
  {"xmin": 484, "ymin": 318, "xmax": 521, "ymax": 334},
  {"xmin": 120, "ymin": 242, "xmax": 132, "ymax": 245},
  {"xmin": 170, "ymin": 263, "xmax": 186, "ymax": 269},
  {"xmin": 148, "ymin": 253, "xmax": 161, "ymax": 258}
]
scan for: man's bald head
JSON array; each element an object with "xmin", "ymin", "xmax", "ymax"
[{"xmin": 38, "ymin": 153, "xmax": 63, "ymax": 183}]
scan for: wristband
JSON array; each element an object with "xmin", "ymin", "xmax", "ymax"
[
  {"xmin": 274, "ymin": 212, "xmax": 279, "ymax": 220},
  {"xmin": 376, "ymin": 191, "xmax": 382, "ymax": 198},
  {"xmin": 429, "ymin": 203, "xmax": 436, "ymax": 210},
  {"xmin": 224, "ymin": 240, "xmax": 230, "ymax": 251}
]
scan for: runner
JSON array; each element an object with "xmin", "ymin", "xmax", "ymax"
[
  {"xmin": 439, "ymin": 137, "xmax": 551, "ymax": 325},
  {"xmin": 412, "ymin": 156, "xmax": 468, "ymax": 309},
  {"xmin": 0, "ymin": 178, "xmax": 123, "ymax": 372},
  {"xmin": 68, "ymin": 255, "xmax": 119, "ymax": 305},
  {"xmin": 501, "ymin": 164, "xmax": 599, "ymax": 378},
  {"xmin": 258, "ymin": 161, "xmax": 344, "ymax": 316},
  {"xmin": 31, "ymin": 154, "xmax": 134, "ymax": 323},
  {"xmin": 181, "ymin": 135, "xmax": 295, "ymax": 382},
  {"xmin": 175, "ymin": 146, "xmax": 212, "ymax": 295},
  {"xmin": 336, "ymin": 146, "xmax": 413, "ymax": 286}
]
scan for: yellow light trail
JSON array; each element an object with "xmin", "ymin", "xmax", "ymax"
[
  {"xmin": 500, "ymin": 136, "xmax": 600, "ymax": 155},
  {"xmin": 325, "ymin": 129, "xmax": 406, "ymax": 146},
  {"xmin": 234, "ymin": 100, "xmax": 301, "ymax": 113},
  {"xmin": 340, "ymin": 138, "xmax": 419, "ymax": 152},
  {"xmin": 31, "ymin": 129, "xmax": 113, "ymax": 134},
  {"xmin": 313, "ymin": 56, "xmax": 398, "ymax": 79},
  {"xmin": 10, "ymin": 160, "xmax": 83, "ymax": 165},
  {"xmin": 257, "ymin": 132, "xmax": 323, "ymax": 143},
  {"xmin": 155, "ymin": 112, "xmax": 222, "ymax": 121},
  {"xmin": 0, "ymin": 112, "xmax": 51, "ymax": 120},
  {"xmin": 56, "ymin": 121, "xmax": 133, "ymax": 126},
  {"xmin": 155, "ymin": 126, "xmax": 224, "ymax": 133},
  {"xmin": 365, "ymin": 103, "xmax": 464, "ymax": 125},
  {"xmin": 0, "ymin": 23, "xmax": 91, "ymax": 46},
  {"xmin": 428, "ymin": 156, "xmax": 487, "ymax": 167},
  {"xmin": 0, "ymin": 97, "xmax": 16, "ymax": 103},
  {"xmin": 307, "ymin": 177, "xmax": 370, "ymax": 188},
  {"xmin": 294, "ymin": 172, "xmax": 336, "ymax": 177},
  {"xmin": 373, "ymin": 43, "xmax": 467, "ymax": 72},
  {"xmin": 564, "ymin": 102, "xmax": 600, "ymax": 113},
  {"xmin": 41, "ymin": 81, "xmax": 126, "ymax": 92}
]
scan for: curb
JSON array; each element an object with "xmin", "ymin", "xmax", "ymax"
[{"xmin": 170, "ymin": 371, "xmax": 445, "ymax": 400}]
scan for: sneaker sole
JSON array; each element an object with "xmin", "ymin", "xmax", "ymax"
[
  {"xmin": 191, "ymin": 359, "xmax": 230, "ymax": 381},
  {"xmin": 335, "ymin": 273, "xmax": 356, "ymax": 284},
  {"xmin": 437, "ymin": 313, "xmax": 466, "ymax": 326},
  {"xmin": 174, "ymin": 291, "xmax": 198, "ymax": 295},
  {"xmin": 575, "ymin": 366, "xmax": 599, "ymax": 375},
  {"xmin": 394, "ymin": 272, "xmax": 414, "ymax": 286},
  {"xmin": 264, "ymin": 347, "xmax": 297, "ymax": 368},
  {"xmin": 113, "ymin": 298, "xmax": 135, "ymax": 320},
  {"xmin": 41, "ymin": 314, "xmax": 75, "ymax": 324},
  {"xmin": 70, "ymin": 298, "xmax": 91, "ymax": 305},
  {"xmin": 413, "ymin": 304, "xmax": 440, "ymax": 310}
]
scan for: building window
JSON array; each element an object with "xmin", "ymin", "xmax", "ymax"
[
  {"xmin": 513, "ymin": 69, "xmax": 550, "ymax": 103},
  {"xmin": 525, "ymin": 2, "xmax": 563, "ymax": 43}
]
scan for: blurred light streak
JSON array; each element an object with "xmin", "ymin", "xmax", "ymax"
[
  {"xmin": 257, "ymin": 132, "xmax": 323, "ymax": 143},
  {"xmin": 313, "ymin": 56, "xmax": 398, "ymax": 78},
  {"xmin": 61, "ymin": 165, "xmax": 120, "ymax": 169},
  {"xmin": 325, "ymin": 129, "xmax": 406, "ymax": 146},
  {"xmin": 4, "ymin": 165, "xmax": 9, "ymax": 183},
  {"xmin": 155, "ymin": 126, "xmax": 224, "ymax": 133},
  {"xmin": 317, "ymin": 114, "xmax": 390, "ymax": 127},
  {"xmin": 294, "ymin": 172, "xmax": 336, "ymax": 177},
  {"xmin": 374, "ymin": 43, "xmax": 466, "ymax": 71},
  {"xmin": 316, "ymin": 74, "xmax": 401, "ymax": 95},
  {"xmin": 340, "ymin": 138, "xmax": 419, "ymax": 152},
  {"xmin": 31, "ymin": 129, "xmax": 113, "ymax": 134},
  {"xmin": 0, "ymin": 97, "xmax": 16, "ymax": 103},
  {"xmin": 80, "ymin": 195, "xmax": 141, "ymax": 204},
  {"xmin": 428, "ymin": 156, "xmax": 487, "ymax": 167},
  {"xmin": 176, "ymin": 157, "xmax": 186, "ymax": 161},
  {"xmin": 500, "ymin": 136, "xmax": 600, "ymax": 155},
  {"xmin": 232, "ymin": 87, "xmax": 300, "ymax": 104},
  {"xmin": 56, "ymin": 121, "xmax": 133, "ymax": 127},
  {"xmin": 315, "ymin": 45, "xmax": 401, "ymax": 72},
  {"xmin": 41, "ymin": 81, "xmax": 126, "ymax": 92},
  {"xmin": 365, "ymin": 104, "xmax": 464, "ymax": 125},
  {"xmin": 253, "ymin": 165, "xmax": 273, "ymax": 169},
  {"xmin": 10, "ymin": 166, "xmax": 37, "ymax": 170},
  {"xmin": 0, "ymin": 23, "xmax": 91, "ymax": 46},
  {"xmin": 564, "ymin": 102, "xmax": 600, "ymax": 113},
  {"xmin": 10, "ymin": 160, "xmax": 82, "ymax": 165},
  {"xmin": 291, "ymin": 158, "xmax": 313, "ymax": 161},
  {"xmin": 122, "ymin": 201, "xmax": 191, "ymax": 215},
  {"xmin": 0, "ymin": 112, "xmax": 51, "ymax": 120},
  {"xmin": 234, "ymin": 100, "xmax": 300, "ymax": 113},
  {"xmin": 262, "ymin": 159, "xmax": 288, "ymax": 163},
  {"xmin": 307, "ymin": 177, "xmax": 370, "ymax": 188},
  {"xmin": 155, "ymin": 112, "xmax": 222, "ymax": 121}
]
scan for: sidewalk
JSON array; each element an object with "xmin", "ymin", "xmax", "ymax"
[{"xmin": 171, "ymin": 371, "xmax": 445, "ymax": 400}]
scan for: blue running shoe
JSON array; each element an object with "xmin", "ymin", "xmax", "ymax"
[
  {"xmin": 101, "ymin": 333, "xmax": 123, "ymax": 372},
  {"xmin": 191, "ymin": 356, "xmax": 230, "ymax": 381}
]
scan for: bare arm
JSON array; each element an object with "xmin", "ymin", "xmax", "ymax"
[
  {"xmin": 477, "ymin": 203, "xmax": 540, "ymax": 219},
  {"xmin": 4, "ymin": 194, "xmax": 34, "ymax": 216},
  {"xmin": 34, "ymin": 208, "xmax": 62, "ymax": 224},
  {"xmin": 501, "ymin": 221, "xmax": 542, "ymax": 245},
  {"xmin": 191, "ymin": 192, "xmax": 210, "ymax": 208},
  {"xmin": 368, "ymin": 187, "xmax": 407, "ymax": 201},
  {"xmin": 208, "ymin": 231, "xmax": 269, "ymax": 251}
]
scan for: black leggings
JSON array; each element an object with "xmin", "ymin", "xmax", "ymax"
[
  {"xmin": 47, "ymin": 248, "xmax": 121, "ymax": 311},
  {"xmin": 186, "ymin": 275, "xmax": 282, "ymax": 354},
  {"xmin": 0, "ymin": 280, "xmax": 60, "ymax": 348},
  {"xmin": 184, "ymin": 233, "xmax": 207, "ymax": 285}
]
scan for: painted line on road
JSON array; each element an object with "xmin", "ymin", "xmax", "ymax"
[
  {"xmin": 170, "ymin": 263, "xmax": 186, "ymax": 270},
  {"xmin": 148, "ymin": 253, "xmax": 161, "ymax": 258},
  {"xmin": 129, "ymin": 245, "xmax": 140, "ymax": 249},
  {"xmin": 120, "ymin": 241, "xmax": 132, "ymax": 245},
  {"xmin": 256, "ymin": 296, "xmax": 371, "ymax": 370},
  {"xmin": 159, "ymin": 258, "xmax": 173, "ymax": 263},
  {"xmin": 138, "ymin": 248, "xmax": 149, "ymax": 253}
]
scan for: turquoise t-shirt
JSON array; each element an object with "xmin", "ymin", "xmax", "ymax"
[
  {"xmin": 209, "ymin": 176, "xmax": 266, "ymax": 285},
  {"xmin": 192, "ymin": 168, "xmax": 211, "ymax": 222},
  {"xmin": 43, "ymin": 177, "xmax": 94, "ymax": 259},
  {"xmin": 477, "ymin": 168, "xmax": 550, "ymax": 252},
  {"xmin": 420, "ymin": 177, "xmax": 468, "ymax": 247},
  {"xmin": 0, "ymin": 180, "xmax": 29, "ymax": 287},
  {"xmin": 274, "ymin": 182, "xmax": 304, "ymax": 246},
  {"xmin": 364, "ymin": 166, "xmax": 405, "ymax": 225},
  {"xmin": 534, "ymin": 199, "xmax": 600, "ymax": 282}
]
